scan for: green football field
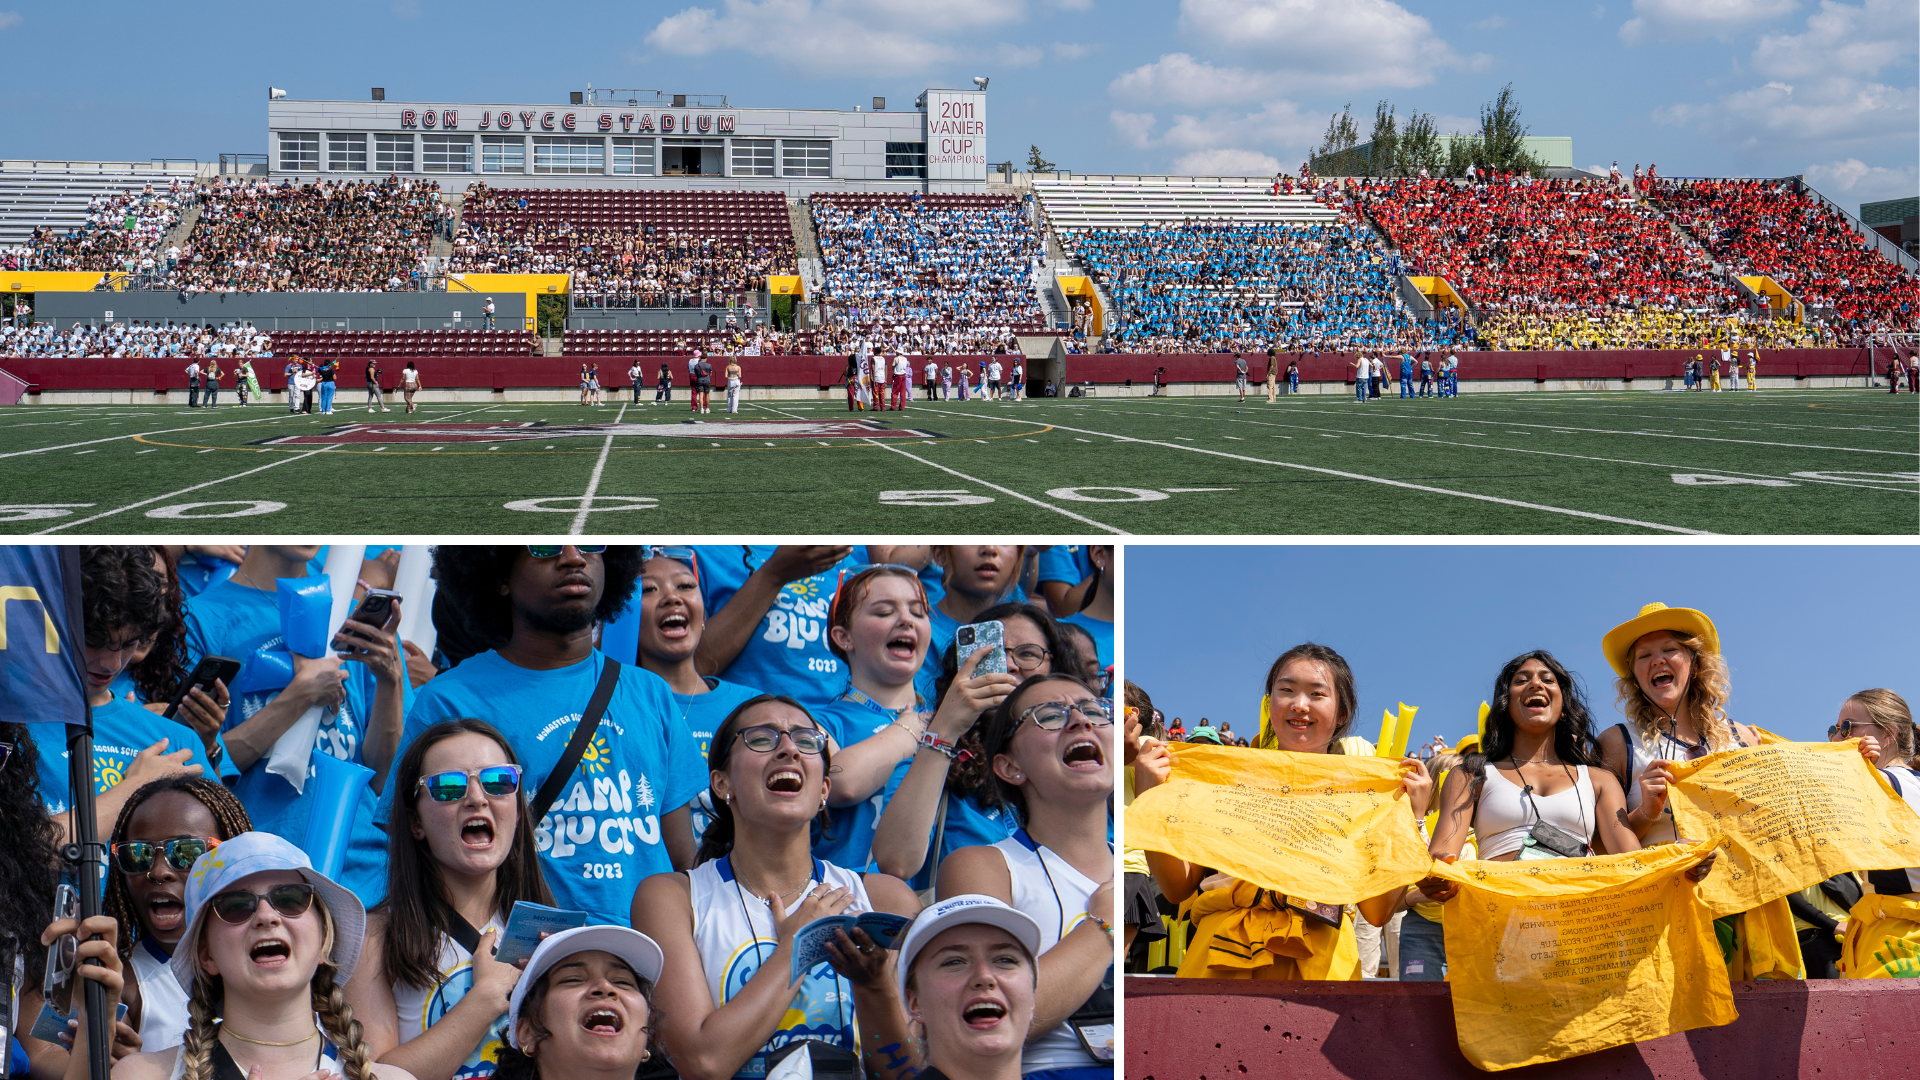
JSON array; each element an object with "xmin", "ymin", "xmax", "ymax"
[{"xmin": 0, "ymin": 390, "xmax": 1913, "ymax": 535}]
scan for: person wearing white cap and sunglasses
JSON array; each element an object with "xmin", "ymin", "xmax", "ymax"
[
  {"xmin": 489, "ymin": 926, "xmax": 663, "ymax": 1080},
  {"xmin": 894, "ymin": 896, "xmax": 1042, "ymax": 1080},
  {"xmin": 937, "ymin": 674, "xmax": 1115, "ymax": 1080},
  {"xmin": 104, "ymin": 831, "xmax": 411, "ymax": 1080}
]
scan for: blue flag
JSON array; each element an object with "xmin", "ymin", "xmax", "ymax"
[{"xmin": 0, "ymin": 546, "xmax": 87, "ymax": 728}]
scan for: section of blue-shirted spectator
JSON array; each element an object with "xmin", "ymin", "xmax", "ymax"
[
  {"xmin": 1061, "ymin": 611, "xmax": 1115, "ymax": 670},
  {"xmin": 920, "ymin": 605, "xmax": 962, "ymax": 701},
  {"xmin": 901, "ymin": 793, "xmax": 1021, "ymax": 893},
  {"xmin": 386, "ymin": 649, "xmax": 703, "ymax": 925},
  {"xmin": 183, "ymin": 575, "xmax": 413, "ymax": 905},
  {"xmin": 1037, "ymin": 545, "xmax": 1093, "ymax": 591},
  {"xmin": 682, "ymin": 676, "xmax": 769, "ymax": 843},
  {"xmin": 810, "ymin": 691, "xmax": 917, "ymax": 871},
  {"xmin": 690, "ymin": 545, "xmax": 874, "ymax": 706},
  {"xmin": 28, "ymin": 697, "xmax": 238, "ymax": 814}
]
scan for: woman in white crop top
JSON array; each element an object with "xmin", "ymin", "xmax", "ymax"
[{"xmin": 632, "ymin": 695, "xmax": 919, "ymax": 1080}]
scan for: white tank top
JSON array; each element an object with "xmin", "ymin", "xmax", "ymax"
[
  {"xmin": 390, "ymin": 913, "xmax": 508, "ymax": 1080},
  {"xmin": 1474, "ymin": 764, "xmax": 1595, "ymax": 860},
  {"xmin": 992, "ymin": 833, "xmax": 1105, "ymax": 1074},
  {"xmin": 1881, "ymin": 767, "xmax": 1920, "ymax": 892},
  {"xmin": 688, "ymin": 857, "xmax": 872, "ymax": 1079},
  {"xmin": 133, "ymin": 938, "xmax": 189, "ymax": 1052},
  {"xmin": 1612, "ymin": 722, "xmax": 1747, "ymax": 846}
]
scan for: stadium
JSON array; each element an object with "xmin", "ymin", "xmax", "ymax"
[{"xmin": 1, "ymin": 84, "xmax": 1915, "ymax": 535}]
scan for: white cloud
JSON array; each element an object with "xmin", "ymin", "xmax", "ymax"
[
  {"xmin": 0, "ymin": 10, "xmax": 24, "ymax": 29},
  {"xmin": 1108, "ymin": 110, "xmax": 1157, "ymax": 150},
  {"xmin": 1172, "ymin": 148, "xmax": 1283, "ymax": 176},
  {"xmin": 1591, "ymin": 4, "xmax": 1606, "ymax": 17},
  {"xmin": 643, "ymin": 0, "xmax": 1030, "ymax": 75},
  {"xmin": 1470, "ymin": 16, "xmax": 1507, "ymax": 29},
  {"xmin": 1619, "ymin": 0, "xmax": 1798, "ymax": 44},
  {"xmin": 1173, "ymin": 0, "xmax": 1467, "ymax": 89},
  {"xmin": 1052, "ymin": 41, "xmax": 1099, "ymax": 59},
  {"xmin": 995, "ymin": 43, "xmax": 1045, "ymax": 66},
  {"xmin": 1108, "ymin": 53, "xmax": 1282, "ymax": 106},
  {"xmin": 1047, "ymin": 0, "xmax": 1094, "ymax": 8},
  {"xmin": 1751, "ymin": 0, "xmax": 1914, "ymax": 78},
  {"xmin": 1804, "ymin": 158, "xmax": 1920, "ymax": 205}
]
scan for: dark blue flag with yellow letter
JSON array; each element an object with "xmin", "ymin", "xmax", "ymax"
[{"xmin": 0, "ymin": 545, "xmax": 88, "ymax": 727}]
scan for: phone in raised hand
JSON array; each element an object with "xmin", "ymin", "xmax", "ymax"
[{"xmin": 955, "ymin": 620, "xmax": 1007, "ymax": 675}]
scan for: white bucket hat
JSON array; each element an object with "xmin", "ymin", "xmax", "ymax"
[
  {"xmin": 507, "ymin": 925, "xmax": 666, "ymax": 1050},
  {"xmin": 172, "ymin": 831, "xmax": 365, "ymax": 992},
  {"xmin": 894, "ymin": 895, "xmax": 1042, "ymax": 1007}
]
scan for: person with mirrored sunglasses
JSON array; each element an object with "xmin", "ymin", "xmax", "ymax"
[
  {"xmin": 937, "ymin": 674, "xmax": 1116, "ymax": 1080},
  {"xmin": 347, "ymin": 719, "xmax": 558, "ymax": 1080},
  {"xmin": 632, "ymin": 695, "xmax": 919, "ymax": 1080},
  {"xmin": 102, "ymin": 777, "xmax": 255, "ymax": 1053},
  {"xmin": 385, "ymin": 545, "xmax": 701, "ymax": 926}
]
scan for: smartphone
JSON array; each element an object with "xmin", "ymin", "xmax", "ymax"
[
  {"xmin": 42, "ymin": 882, "xmax": 78, "ymax": 1011},
  {"xmin": 161, "ymin": 655, "xmax": 241, "ymax": 720},
  {"xmin": 954, "ymin": 620, "xmax": 1007, "ymax": 675},
  {"xmin": 334, "ymin": 588, "xmax": 400, "ymax": 651}
]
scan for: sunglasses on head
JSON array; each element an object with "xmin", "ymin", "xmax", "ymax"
[
  {"xmin": 113, "ymin": 836, "xmax": 219, "ymax": 874},
  {"xmin": 417, "ymin": 764, "xmax": 522, "ymax": 802},
  {"xmin": 642, "ymin": 545, "xmax": 700, "ymax": 583},
  {"xmin": 732, "ymin": 725, "xmax": 828, "ymax": 755},
  {"xmin": 208, "ymin": 882, "xmax": 316, "ymax": 925},
  {"xmin": 526, "ymin": 545, "xmax": 608, "ymax": 558},
  {"xmin": 1013, "ymin": 699, "xmax": 1114, "ymax": 734}
]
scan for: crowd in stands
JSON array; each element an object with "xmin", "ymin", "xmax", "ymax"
[
  {"xmin": 1655, "ymin": 178, "xmax": 1920, "ymax": 336},
  {"xmin": 450, "ymin": 182, "xmax": 794, "ymax": 308},
  {"xmin": 809, "ymin": 320, "xmax": 1028, "ymax": 357},
  {"xmin": 3, "ymin": 543, "xmax": 1116, "ymax": 1080},
  {"xmin": 0, "ymin": 320, "xmax": 273, "ymax": 359},
  {"xmin": 1477, "ymin": 308, "xmax": 1832, "ymax": 351},
  {"xmin": 159, "ymin": 176, "xmax": 447, "ymax": 292},
  {"xmin": 1066, "ymin": 221, "xmax": 1467, "ymax": 354},
  {"xmin": 811, "ymin": 194, "xmax": 1046, "ymax": 352},
  {"xmin": 4, "ymin": 181, "xmax": 194, "ymax": 283}
]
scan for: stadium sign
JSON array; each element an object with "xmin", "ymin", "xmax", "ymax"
[
  {"xmin": 399, "ymin": 109, "xmax": 738, "ymax": 134},
  {"xmin": 925, "ymin": 90, "xmax": 987, "ymax": 182}
]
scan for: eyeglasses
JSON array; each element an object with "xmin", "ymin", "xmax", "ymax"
[
  {"xmin": 417, "ymin": 764, "xmax": 522, "ymax": 802},
  {"xmin": 1013, "ymin": 699, "xmax": 1114, "ymax": 733},
  {"xmin": 733, "ymin": 725, "xmax": 828, "ymax": 755},
  {"xmin": 112, "ymin": 836, "xmax": 220, "ymax": 874},
  {"xmin": 828, "ymin": 563, "xmax": 928, "ymax": 626},
  {"xmin": 1009, "ymin": 644, "xmax": 1051, "ymax": 670},
  {"xmin": 527, "ymin": 545, "xmax": 608, "ymax": 558},
  {"xmin": 208, "ymin": 882, "xmax": 317, "ymax": 925}
]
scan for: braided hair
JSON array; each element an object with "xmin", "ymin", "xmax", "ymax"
[{"xmin": 103, "ymin": 777, "xmax": 253, "ymax": 964}]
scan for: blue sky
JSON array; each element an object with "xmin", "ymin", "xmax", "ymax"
[
  {"xmin": 1122, "ymin": 544, "xmax": 1920, "ymax": 748},
  {"xmin": 2, "ymin": 0, "xmax": 1913, "ymax": 211}
]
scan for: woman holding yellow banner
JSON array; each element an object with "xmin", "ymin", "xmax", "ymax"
[
  {"xmin": 1143, "ymin": 643, "xmax": 1431, "ymax": 981},
  {"xmin": 1838, "ymin": 689, "xmax": 1920, "ymax": 979}
]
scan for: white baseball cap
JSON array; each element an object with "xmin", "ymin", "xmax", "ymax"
[
  {"xmin": 894, "ymin": 895, "xmax": 1042, "ymax": 1007},
  {"xmin": 507, "ymin": 925, "xmax": 666, "ymax": 1049},
  {"xmin": 172, "ymin": 831, "xmax": 365, "ymax": 992}
]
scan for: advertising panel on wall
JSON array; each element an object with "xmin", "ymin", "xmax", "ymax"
[{"xmin": 924, "ymin": 89, "xmax": 987, "ymax": 182}]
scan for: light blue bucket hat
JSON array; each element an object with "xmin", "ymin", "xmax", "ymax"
[{"xmin": 171, "ymin": 831, "xmax": 366, "ymax": 992}]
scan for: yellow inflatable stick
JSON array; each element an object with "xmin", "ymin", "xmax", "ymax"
[{"xmin": 1375, "ymin": 708, "xmax": 1402, "ymax": 758}]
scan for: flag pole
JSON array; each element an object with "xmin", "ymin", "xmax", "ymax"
[{"xmin": 57, "ymin": 546, "xmax": 111, "ymax": 1080}]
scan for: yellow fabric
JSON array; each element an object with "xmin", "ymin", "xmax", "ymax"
[
  {"xmin": 1725, "ymin": 897, "xmax": 1804, "ymax": 981},
  {"xmin": 1429, "ymin": 840, "xmax": 1735, "ymax": 1071},
  {"xmin": 1410, "ymin": 835, "xmax": 1476, "ymax": 925},
  {"xmin": 1841, "ymin": 892, "xmax": 1920, "ymax": 978},
  {"xmin": 1121, "ymin": 753, "xmax": 1149, "ymax": 877},
  {"xmin": 1665, "ymin": 741, "xmax": 1920, "ymax": 917},
  {"xmin": 1175, "ymin": 880, "xmax": 1361, "ymax": 981},
  {"xmin": 1789, "ymin": 876, "xmax": 1857, "ymax": 934},
  {"xmin": 1123, "ymin": 743, "xmax": 1430, "ymax": 905}
]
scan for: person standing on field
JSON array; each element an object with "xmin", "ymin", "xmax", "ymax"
[
  {"xmin": 401, "ymin": 360, "xmax": 421, "ymax": 413},
  {"xmin": 892, "ymin": 352, "xmax": 911, "ymax": 409}
]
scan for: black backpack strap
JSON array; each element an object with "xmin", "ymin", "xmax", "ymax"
[
  {"xmin": 444, "ymin": 913, "xmax": 484, "ymax": 957},
  {"xmin": 529, "ymin": 657, "xmax": 622, "ymax": 824}
]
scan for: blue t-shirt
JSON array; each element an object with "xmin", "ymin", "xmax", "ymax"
[
  {"xmin": 1061, "ymin": 612, "xmax": 1114, "ymax": 670},
  {"xmin": 901, "ymin": 792, "xmax": 1021, "ymax": 893},
  {"xmin": 389, "ymin": 650, "xmax": 704, "ymax": 925},
  {"xmin": 692, "ymin": 546, "xmax": 872, "ymax": 705},
  {"xmin": 29, "ymin": 697, "xmax": 238, "ymax": 815},
  {"xmin": 920, "ymin": 606, "xmax": 962, "ymax": 698},
  {"xmin": 811, "ymin": 690, "xmax": 921, "ymax": 870},
  {"xmin": 1037, "ymin": 545, "xmax": 1093, "ymax": 588}
]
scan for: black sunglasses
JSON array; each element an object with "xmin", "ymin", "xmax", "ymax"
[
  {"xmin": 417, "ymin": 765, "xmax": 522, "ymax": 802},
  {"xmin": 208, "ymin": 882, "xmax": 316, "ymax": 925},
  {"xmin": 527, "ymin": 545, "xmax": 608, "ymax": 558},
  {"xmin": 113, "ymin": 836, "xmax": 220, "ymax": 874}
]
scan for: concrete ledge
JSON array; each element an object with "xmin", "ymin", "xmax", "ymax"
[{"xmin": 1125, "ymin": 975, "xmax": 1920, "ymax": 1079}]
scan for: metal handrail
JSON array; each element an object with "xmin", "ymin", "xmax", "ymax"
[{"xmin": 1793, "ymin": 175, "xmax": 1920, "ymax": 273}]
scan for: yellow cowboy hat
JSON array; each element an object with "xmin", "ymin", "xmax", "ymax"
[{"xmin": 1601, "ymin": 602, "xmax": 1720, "ymax": 677}]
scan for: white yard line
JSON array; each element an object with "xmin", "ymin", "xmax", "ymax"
[
  {"xmin": 860, "ymin": 438, "xmax": 1127, "ymax": 534},
  {"xmin": 569, "ymin": 403, "xmax": 629, "ymax": 534},
  {"xmin": 37, "ymin": 448, "xmax": 335, "ymax": 534}
]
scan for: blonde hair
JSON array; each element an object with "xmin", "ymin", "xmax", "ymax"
[
  {"xmin": 1613, "ymin": 630, "xmax": 1735, "ymax": 750},
  {"xmin": 179, "ymin": 897, "xmax": 375, "ymax": 1080},
  {"xmin": 1847, "ymin": 688, "xmax": 1915, "ymax": 764}
]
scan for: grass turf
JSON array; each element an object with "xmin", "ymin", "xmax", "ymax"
[{"xmin": 0, "ymin": 389, "xmax": 1913, "ymax": 535}]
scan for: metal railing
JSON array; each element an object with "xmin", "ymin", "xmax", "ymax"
[
  {"xmin": 1794, "ymin": 176, "xmax": 1920, "ymax": 273},
  {"xmin": 24, "ymin": 315, "xmax": 539, "ymax": 332},
  {"xmin": 0, "ymin": 159, "xmax": 200, "ymax": 175}
]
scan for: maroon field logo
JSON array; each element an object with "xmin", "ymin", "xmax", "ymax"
[{"xmin": 259, "ymin": 419, "xmax": 938, "ymax": 445}]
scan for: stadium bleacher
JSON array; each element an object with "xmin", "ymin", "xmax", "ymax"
[
  {"xmin": 0, "ymin": 160, "xmax": 199, "ymax": 248},
  {"xmin": 1033, "ymin": 174, "xmax": 1339, "ymax": 231},
  {"xmin": 560, "ymin": 327, "xmax": 816, "ymax": 355},
  {"xmin": 269, "ymin": 328, "xmax": 538, "ymax": 357}
]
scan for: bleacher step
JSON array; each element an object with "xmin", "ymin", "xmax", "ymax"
[{"xmin": 788, "ymin": 198, "xmax": 823, "ymax": 264}]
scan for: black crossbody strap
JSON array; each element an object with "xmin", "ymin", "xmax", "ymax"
[
  {"xmin": 530, "ymin": 657, "xmax": 622, "ymax": 824},
  {"xmin": 444, "ymin": 913, "xmax": 484, "ymax": 957}
]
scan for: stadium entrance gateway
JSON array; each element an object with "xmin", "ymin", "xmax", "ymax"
[{"xmin": 265, "ymin": 87, "xmax": 989, "ymax": 190}]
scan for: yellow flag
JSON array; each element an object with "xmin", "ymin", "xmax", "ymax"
[
  {"xmin": 1665, "ymin": 741, "xmax": 1920, "ymax": 916},
  {"xmin": 1122, "ymin": 744, "xmax": 1431, "ymax": 905},
  {"xmin": 1841, "ymin": 893, "xmax": 1920, "ymax": 978},
  {"xmin": 1431, "ymin": 841, "xmax": 1735, "ymax": 1071}
]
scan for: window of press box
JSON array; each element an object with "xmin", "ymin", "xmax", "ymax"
[
  {"xmin": 376, "ymin": 133, "xmax": 414, "ymax": 173},
  {"xmin": 730, "ymin": 139, "xmax": 775, "ymax": 178},
  {"xmin": 662, "ymin": 138, "xmax": 724, "ymax": 177},
  {"xmin": 885, "ymin": 142, "xmax": 927, "ymax": 179},
  {"xmin": 278, "ymin": 132, "xmax": 319, "ymax": 172},
  {"xmin": 613, "ymin": 138, "xmax": 656, "ymax": 176},
  {"xmin": 481, "ymin": 135, "xmax": 525, "ymax": 174},
  {"xmin": 421, "ymin": 134, "xmax": 473, "ymax": 173},
  {"xmin": 328, "ymin": 133, "xmax": 367, "ymax": 172},
  {"xmin": 782, "ymin": 139, "xmax": 831, "ymax": 178},
  {"xmin": 534, "ymin": 136, "xmax": 604, "ymax": 175}
]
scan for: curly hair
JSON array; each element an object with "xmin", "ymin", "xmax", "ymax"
[
  {"xmin": 128, "ymin": 546, "xmax": 192, "ymax": 705},
  {"xmin": 931, "ymin": 602, "xmax": 1086, "ymax": 804},
  {"xmin": 431, "ymin": 546, "xmax": 643, "ymax": 650},
  {"xmin": 1258, "ymin": 642, "xmax": 1358, "ymax": 753},
  {"xmin": 81, "ymin": 545, "xmax": 170, "ymax": 649},
  {"xmin": 1613, "ymin": 631, "xmax": 1735, "ymax": 751},
  {"xmin": 103, "ymin": 777, "xmax": 254, "ymax": 963},
  {"xmin": 1463, "ymin": 650, "xmax": 1600, "ymax": 796},
  {"xmin": 0, "ymin": 722, "xmax": 61, "ymax": 983}
]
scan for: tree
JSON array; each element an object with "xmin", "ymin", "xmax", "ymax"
[
  {"xmin": 1400, "ymin": 111, "xmax": 1443, "ymax": 177},
  {"xmin": 1026, "ymin": 144, "xmax": 1057, "ymax": 174},
  {"xmin": 1310, "ymin": 103, "xmax": 1363, "ymax": 176},
  {"xmin": 1477, "ymin": 83, "xmax": 1544, "ymax": 176},
  {"xmin": 1367, "ymin": 101, "xmax": 1399, "ymax": 178}
]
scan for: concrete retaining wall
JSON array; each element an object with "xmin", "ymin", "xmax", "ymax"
[{"xmin": 32, "ymin": 290, "xmax": 526, "ymax": 330}]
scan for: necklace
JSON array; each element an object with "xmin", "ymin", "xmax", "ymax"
[{"xmin": 220, "ymin": 1025, "xmax": 319, "ymax": 1047}]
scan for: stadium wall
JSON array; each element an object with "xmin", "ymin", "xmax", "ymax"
[
  {"xmin": 31, "ymin": 291, "xmax": 526, "ymax": 330},
  {"xmin": 1126, "ymin": 976, "xmax": 1920, "ymax": 1080}
]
